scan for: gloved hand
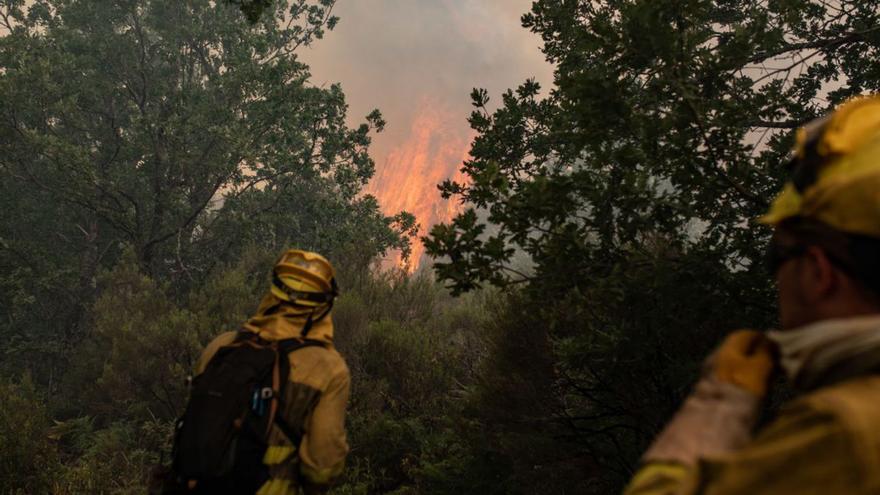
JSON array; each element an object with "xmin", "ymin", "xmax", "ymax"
[
  {"xmin": 641, "ymin": 330, "xmax": 778, "ymax": 466},
  {"xmin": 713, "ymin": 330, "xmax": 778, "ymax": 397}
]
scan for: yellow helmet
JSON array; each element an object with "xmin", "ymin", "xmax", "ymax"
[
  {"xmin": 760, "ymin": 95, "xmax": 880, "ymax": 238},
  {"xmin": 270, "ymin": 249, "xmax": 338, "ymax": 308}
]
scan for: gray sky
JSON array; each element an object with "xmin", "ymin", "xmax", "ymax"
[{"xmin": 302, "ymin": 0, "xmax": 554, "ymax": 268}]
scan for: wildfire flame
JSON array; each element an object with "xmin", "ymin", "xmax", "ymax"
[{"xmin": 368, "ymin": 99, "xmax": 472, "ymax": 272}]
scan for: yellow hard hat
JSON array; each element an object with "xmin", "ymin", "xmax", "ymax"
[
  {"xmin": 270, "ymin": 249, "xmax": 338, "ymax": 307},
  {"xmin": 760, "ymin": 95, "xmax": 880, "ymax": 238}
]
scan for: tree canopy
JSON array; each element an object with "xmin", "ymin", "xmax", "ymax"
[
  {"xmin": 428, "ymin": 0, "xmax": 880, "ymax": 296},
  {"xmin": 0, "ymin": 0, "xmax": 414, "ymax": 376}
]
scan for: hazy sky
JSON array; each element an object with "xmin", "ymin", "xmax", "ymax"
[
  {"xmin": 304, "ymin": 0, "xmax": 553, "ymax": 158},
  {"xmin": 302, "ymin": 0, "xmax": 554, "ymax": 268}
]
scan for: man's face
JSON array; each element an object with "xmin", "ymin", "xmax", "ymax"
[{"xmin": 771, "ymin": 224, "xmax": 880, "ymax": 330}]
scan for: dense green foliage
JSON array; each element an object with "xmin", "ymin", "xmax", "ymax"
[
  {"xmin": 0, "ymin": 0, "xmax": 414, "ymax": 380},
  {"xmin": 3, "ymin": 0, "xmax": 880, "ymax": 494}
]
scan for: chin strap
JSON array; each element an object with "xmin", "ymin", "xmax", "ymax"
[{"xmin": 300, "ymin": 279, "xmax": 337, "ymax": 338}]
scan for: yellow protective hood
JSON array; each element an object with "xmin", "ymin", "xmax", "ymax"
[
  {"xmin": 760, "ymin": 95, "xmax": 880, "ymax": 238},
  {"xmin": 242, "ymin": 291, "xmax": 335, "ymax": 347}
]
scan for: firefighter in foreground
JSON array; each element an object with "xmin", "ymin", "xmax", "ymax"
[
  {"xmin": 169, "ymin": 250, "xmax": 349, "ymax": 494},
  {"xmin": 625, "ymin": 95, "xmax": 880, "ymax": 494}
]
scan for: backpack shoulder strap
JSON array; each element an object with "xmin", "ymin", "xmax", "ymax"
[{"xmin": 271, "ymin": 338, "xmax": 327, "ymax": 445}]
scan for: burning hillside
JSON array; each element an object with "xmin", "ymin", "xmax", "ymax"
[{"xmin": 368, "ymin": 99, "xmax": 473, "ymax": 271}]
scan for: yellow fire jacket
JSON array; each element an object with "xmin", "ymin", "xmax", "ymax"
[
  {"xmin": 627, "ymin": 375, "xmax": 880, "ymax": 494},
  {"xmin": 626, "ymin": 316, "xmax": 880, "ymax": 495},
  {"xmin": 196, "ymin": 294, "xmax": 351, "ymax": 495}
]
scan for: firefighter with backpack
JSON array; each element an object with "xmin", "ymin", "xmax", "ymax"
[{"xmin": 165, "ymin": 250, "xmax": 350, "ymax": 494}]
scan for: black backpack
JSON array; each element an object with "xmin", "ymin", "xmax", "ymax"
[{"xmin": 163, "ymin": 332, "xmax": 324, "ymax": 494}]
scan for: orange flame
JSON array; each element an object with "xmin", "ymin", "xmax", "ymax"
[{"xmin": 368, "ymin": 99, "xmax": 472, "ymax": 272}]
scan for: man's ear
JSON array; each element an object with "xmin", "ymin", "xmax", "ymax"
[{"xmin": 802, "ymin": 246, "xmax": 838, "ymax": 300}]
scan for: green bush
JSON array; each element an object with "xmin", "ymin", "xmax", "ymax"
[
  {"xmin": 0, "ymin": 375, "xmax": 58, "ymax": 494},
  {"xmin": 52, "ymin": 419, "xmax": 173, "ymax": 495}
]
